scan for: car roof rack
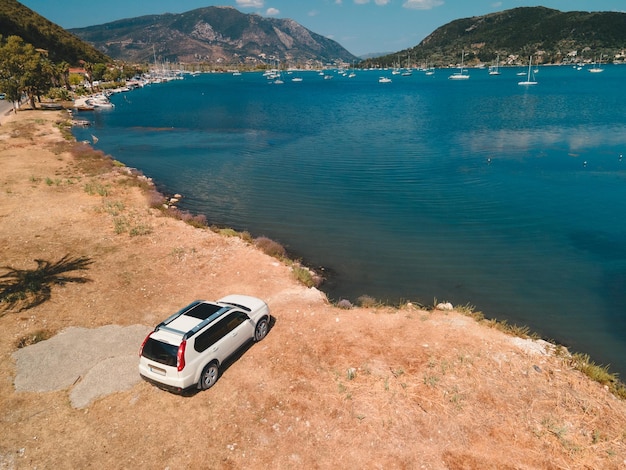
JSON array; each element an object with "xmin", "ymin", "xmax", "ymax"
[
  {"xmin": 182, "ymin": 307, "xmax": 232, "ymax": 340},
  {"xmin": 155, "ymin": 300, "xmax": 204, "ymax": 330},
  {"xmin": 154, "ymin": 302, "xmax": 233, "ymax": 340}
]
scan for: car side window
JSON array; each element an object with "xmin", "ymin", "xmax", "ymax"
[
  {"xmin": 194, "ymin": 311, "xmax": 250, "ymax": 352},
  {"xmin": 194, "ymin": 319, "xmax": 227, "ymax": 352},
  {"xmin": 225, "ymin": 311, "xmax": 249, "ymax": 333}
]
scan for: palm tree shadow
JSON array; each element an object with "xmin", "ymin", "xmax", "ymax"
[{"xmin": 0, "ymin": 255, "xmax": 93, "ymax": 314}]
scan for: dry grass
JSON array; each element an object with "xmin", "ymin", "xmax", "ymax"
[
  {"xmin": 69, "ymin": 141, "xmax": 117, "ymax": 176},
  {"xmin": 15, "ymin": 329, "xmax": 53, "ymax": 348},
  {"xmin": 254, "ymin": 236, "xmax": 287, "ymax": 258}
]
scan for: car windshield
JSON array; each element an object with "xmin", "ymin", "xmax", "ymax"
[{"xmin": 142, "ymin": 338, "xmax": 178, "ymax": 367}]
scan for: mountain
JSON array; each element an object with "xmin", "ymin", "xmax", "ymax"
[
  {"xmin": 69, "ymin": 6, "xmax": 357, "ymax": 67},
  {"xmin": 363, "ymin": 7, "xmax": 626, "ymax": 67},
  {"xmin": 0, "ymin": 0, "xmax": 109, "ymax": 65}
]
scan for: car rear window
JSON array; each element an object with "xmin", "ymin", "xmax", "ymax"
[{"xmin": 142, "ymin": 338, "xmax": 178, "ymax": 367}]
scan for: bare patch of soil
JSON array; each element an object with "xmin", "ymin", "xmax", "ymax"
[{"xmin": 1, "ymin": 110, "xmax": 625, "ymax": 469}]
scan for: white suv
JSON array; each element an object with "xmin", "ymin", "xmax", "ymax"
[{"xmin": 139, "ymin": 294, "xmax": 270, "ymax": 393}]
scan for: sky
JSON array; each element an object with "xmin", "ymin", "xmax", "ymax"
[{"xmin": 18, "ymin": 0, "xmax": 626, "ymax": 56}]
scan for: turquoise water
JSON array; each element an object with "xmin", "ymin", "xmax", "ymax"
[{"xmin": 75, "ymin": 66, "xmax": 626, "ymax": 375}]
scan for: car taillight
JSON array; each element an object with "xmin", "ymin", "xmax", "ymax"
[
  {"xmin": 139, "ymin": 333, "xmax": 151, "ymax": 356},
  {"xmin": 177, "ymin": 340, "xmax": 186, "ymax": 372}
]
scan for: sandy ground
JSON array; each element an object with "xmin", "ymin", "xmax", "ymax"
[{"xmin": 1, "ymin": 109, "xmax": 626, "ymax": 469}]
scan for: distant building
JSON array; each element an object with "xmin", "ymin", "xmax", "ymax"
[{"xmin": 68, "ymin": 68, "xmax": 88, "ymax": 77}]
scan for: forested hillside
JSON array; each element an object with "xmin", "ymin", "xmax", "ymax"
[
  {"xmin": 0, "ymin": 0, "xmax": 109, "ymax": 65},
  {"xmin": 364, "ymin": 7, "xmax": 626, "ymax": 68}
]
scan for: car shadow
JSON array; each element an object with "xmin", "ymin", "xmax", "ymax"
[{"xmin": 181, "ymin": 315, "xmax": 276, "ymax": 397}]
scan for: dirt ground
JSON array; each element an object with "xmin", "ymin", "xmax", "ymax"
[{"xmin": 1, "ymin": 109, "xmax": 626, "ymax": 469}]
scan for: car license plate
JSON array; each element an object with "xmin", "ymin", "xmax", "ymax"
[{"xmin": 150, "ymin": 365, "xmax": 166, "ymax": 376}]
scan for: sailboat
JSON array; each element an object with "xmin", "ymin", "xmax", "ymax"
[
  {"xmin": 518, "ymin": 56, "xmax": 537, "ymax": 85},
  {"xmin": 589, "ymin": 54, "xmax": 604, "ymax": 73},
  {"xmin": 273, "ymin": 59, "xmax": 284, "ymax": 84},
  {"xmin": 488, "ymin": 55, "xmax": 501, "ymax": 75},
  {"xmin": 348, "ymin": 61, "xmax": 356, "ymax": 78},
  {"xmin": 401, "ymin": 53, "xmax": 413, "ymax": 76},
  {"xmin": 449, "ymin": 51, "xmax": 469, "ymax": 80},
  {"xmin": 392, "ymin": 56, "xmax": 402, "ymax": 75}
]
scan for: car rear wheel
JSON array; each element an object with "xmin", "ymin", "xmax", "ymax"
[
  {"xmin": 199, "ymin": 362, "xmax": 219, "ymax": 390},
  {"xmin": 254, "ymin": 318, "xmax": 269, "ymax": 342}
]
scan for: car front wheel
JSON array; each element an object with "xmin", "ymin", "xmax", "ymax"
[
  {"xmin": 199, "ymin": 362, "xmax": 219, "ymax": 390},
  {"xmin": 254, "ymin": 318, "xmax": 269, "ymax": 342}
]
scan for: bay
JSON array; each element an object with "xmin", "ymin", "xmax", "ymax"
[{"xmin": 74, "ymin": 65, "xmax": 626, "ymax": 376}]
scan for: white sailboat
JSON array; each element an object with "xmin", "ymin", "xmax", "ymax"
[
  {"xmin": 488, "ymin": 55, "xmax": 501, "ymax": 75},
  {"xmin": 392, "ymin": 56, "xmax": 402, "ymax": 75},
  {"xmin": 518, "ymin": 56, "xmax": 537, "ymax": 86},
  {"xmin": 449, "ymin": 51, "xmax": 469, "ymax": 80},
  {"xmin": 589, "ymin": 54, "xmax": 604, "ymax": 73},
  {"xmin": 348, "ymin": 61, "xmax": 356, "ymax": 78},
  {"xmin": 273, "ymin": 60, "xmax": 284, "ymax": 84},
  {"xmin": 401, "ymin": 53, "xmax": 413, "ymax": 76}
]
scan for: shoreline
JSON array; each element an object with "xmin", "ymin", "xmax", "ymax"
[
  {"xmin": 1, "ymin": 109, "xmax": 626, "ymax": 467},
  {"xmin": 68, "ymin": 81, "xmax": 626, "ymax": 380},
  {"xmin": 66, "ymin": 89, "xmax": 625, "ymax": 381},
  {"xmin": 40, "ymin": 85, "xmax": 626, "ymax": 380}
]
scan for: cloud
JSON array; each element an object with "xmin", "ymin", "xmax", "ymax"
[
  {"xmin": 236, "ymin": 0, "xmax": 264, "ymax": 8},
  {"xmin": 308, "ymin": 9, "xmax": 320, "ymax": 16},
  {"xmin": 491, "ymin": 1, "xmax": 502, "ymax": 7},
  {"xmin": 354, "ymin": 0, "xmax": 369, "ymax": 4},
  {"xmin": 402, "ymin": 0, "xmax": 444, "ymax": 9},
  {"xmin": 375, "ymin": 0, "xmax": 391, "ymax": 4},
  {"xmin": 266, "ymin": 7, "xmax": 280, "ymax": 15}
]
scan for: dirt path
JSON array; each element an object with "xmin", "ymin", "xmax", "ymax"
[{"xmin": 1, "ymin": 109, "xmax": 625, "ymax": 469}]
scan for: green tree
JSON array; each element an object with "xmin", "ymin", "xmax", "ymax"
[
  {"xmin": 54, "ymin": 61, "xmax": 71, "ymax": 89},
  {"xmin": 81, "ymin": 61, "xmax": 95, "ymax": 91},
  {"xmin": 0, "ymin": 35, "xmax": 30, "ymax": 110},
  {"xmin": 0, "ymin": 35, "xmax": 53, "ymax": 111},
  {"xmin": 91, "ymin": 63, "xmax": 107, "ymax": 82},
  {"xmin": 23, "ymin": 55, "xmax": 55, "ymax": 108},
  {"xmin": 103, "ymin": 66, "xmax": 121, "ymax": 83},
  {"xmin": 121, "ymin": 63, "xmax": 143, "ymax": 80},
  {"xmin": 68, "ymin": 73, "xmax": 85, "ymax": 87}
]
